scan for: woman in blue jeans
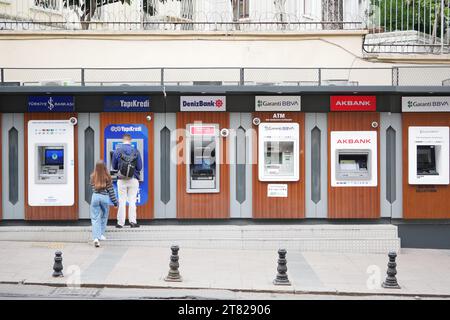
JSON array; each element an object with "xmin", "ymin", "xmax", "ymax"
[{"xmin": 90, "ymin": 160, "xmax": 118, "ymax": 248}]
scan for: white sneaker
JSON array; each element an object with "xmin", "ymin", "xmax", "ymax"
[
  {"xmin": 100, "ymin": 235, "xmax": 106, "ymax": 241},
  {"xmin": 93, "ymin": 239, "xmax": 100, "ymax": 247}
]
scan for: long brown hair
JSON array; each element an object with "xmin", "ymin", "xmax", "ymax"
[{"xmin": 90, "ymin": 160, "xmax": 112, "ymax": 190}]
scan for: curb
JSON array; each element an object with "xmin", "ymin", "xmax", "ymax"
[{"xmin": 1, "ymin": 281, "xmax": 449, "ymax": 299}]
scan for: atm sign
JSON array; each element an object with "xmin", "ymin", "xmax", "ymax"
[
  {"xmin": 190, "ymin": 126, "xmax": 215, "ymax": 136},
  {"xmin": 330, "ymin": 96, "xmax": 376, "ymax": 111}
]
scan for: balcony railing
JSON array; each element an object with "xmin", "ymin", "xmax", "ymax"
[
  {"xmin": 0, "ymin": 0, "xmax": 365, "ymax": 31},
  {"xmin": 0, "ymin": 1, "xmax": 449, "ymax": 54},
  {"xmin": 365, "ymin": 0, "xmax": 450, "ymax": 54},
  {"xmin": 1, "ymin": 66, "xmax": 450, "ymax": 87}
]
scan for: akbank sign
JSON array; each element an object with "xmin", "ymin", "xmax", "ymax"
[
  {"xmin": 402, "ymin": 96, "xmax": 450, "ymax": 112},
  {"xmin": 255, "ymin": 96, "xmax": 301, "ymax": 111},
  {"xmin": 104, "ymin": 96, "xmax": 150, "ymax": 112},
  {"xmin": 330, "ymin": 96, "xmax": 376, "ymax": 111},
  {"xmin": 28, "ymin": 95, "xmax": 75, "ymax": 112},
  {"xmin": 180, "ymin": 96, "xmax": 226, "ymax": 111}
]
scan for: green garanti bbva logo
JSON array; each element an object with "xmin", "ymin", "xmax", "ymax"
[
  {"xmin": 408, "ymin": 101, "xmax": 413, "ymax": 108},
  {"xmin": 257, "ymin": 100, "xmax": 263, "ymax": 107}
]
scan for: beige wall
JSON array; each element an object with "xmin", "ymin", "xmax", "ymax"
[{"xmin": 0, "ymin": 31, "xmax": 448, "ymax": 85}]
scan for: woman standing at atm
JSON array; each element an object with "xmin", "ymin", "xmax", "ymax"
[{"xmin": 90, "ymin": 160, "xmax": 118, "ymax": 247}]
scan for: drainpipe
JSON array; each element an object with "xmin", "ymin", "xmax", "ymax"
[{"xmin": 441, "ymin": 0, "xmax": 445, "ymax": 54}]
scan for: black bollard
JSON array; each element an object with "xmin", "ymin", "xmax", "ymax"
[
  {"xmin": 52, "ymin": 251, "xmax": 64, "ymax": 277},
  {"xmin": 382, "ymin": 251, "xmax": 400, "ymax": 289},
  {"xmin": 273, "ymin": 248, "xmax": 291, "ymax": 286},
  {"xmin": 164, "ymin": 245, "xmax": 182, "ymax": 282}
]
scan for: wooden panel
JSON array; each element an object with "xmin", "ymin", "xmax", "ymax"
[
  {"xmin": 24, "ymin": 113, "xmax": 78, "ymax": 220},
  {"xmin": 176, "ymin": 112, "xmax": 230, "ymax": 219},
  {"xmin": 328, "ymin": 112, "xmax": 380, "ymax": 219},
  {"xmin": 0, "ymin": 113, "xmax": 2, "ymax": 220},
  {"xmin": 252, "ymin": 112, "xmax": 305, "ymax": 219},
  {"xmin": 403, "ymin": 113, "xmax": 450, "ymax": 219},
  {"xmin": 100, "ymin": 113, "xmax": 154, "ymax": 220}
]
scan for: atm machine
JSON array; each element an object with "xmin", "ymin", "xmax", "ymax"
[
  {"xmin": 103, "ymin": 124, "xmax": 149, "ymax": 206},
  {"xmin": 330, "ymin": 131, "xmax": 377, "ymax": 187},
  {"xmin": 408, "ymin": 126, "xmax": 449, "ymax": 185},
  {"xmin": 186, "ymin": 123, "xmax": 220, "ymax": 193},
  {"xmin": 258, "ymin": 122, "xmax": 300, "ymax": 181},
  {"xmin": 27, "ymin": 120, "xmax": 75, "ymax": 206}
]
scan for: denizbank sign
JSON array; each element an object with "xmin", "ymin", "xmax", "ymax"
[
  {"xmin": 255, "ymin": 96, "xmax": 301, "ymax": 111},
  {"xmin": 402, "ymin": 96, "xmax": 450, "ymax": 112},
  {"xmin": 180, "ymin": 96, "xmax": 226, "ymax": 111}
]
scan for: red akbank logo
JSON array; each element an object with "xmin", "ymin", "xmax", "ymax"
[
  {"xmin": 330, "ymin": 96, "xmax": 376, "ymax": 111},
  {"xmin": 337, "ymin": 138, "xmax": 371, "ymax": 144}
]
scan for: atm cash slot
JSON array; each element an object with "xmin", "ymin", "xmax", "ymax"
[{"xmin": 335, "ymin": 150, "xmax": 371, "ymax": 181}]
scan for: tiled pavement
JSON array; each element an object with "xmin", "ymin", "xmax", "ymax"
[{"xmin": 0, "ymin": 241, "xmax": 449, "ymax": 297}]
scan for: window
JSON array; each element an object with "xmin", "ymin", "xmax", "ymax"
[
  {"xmin": 143, "ymin": 0, "xmax": 159, "ymax": 16},
  {"xmin": 304, "ymin": 0, "xmax": 312, "ymax": 16},
  {"xmin": 33, "ymin": 0, "xmax": 60, "ymax": 11},
  {"xmin": 181, "ymin": 0, "xmax": 194, "ymax": 20},
  {"xmin": 233, "ymin": 0, "xmax": 249, "ymax": 20}
]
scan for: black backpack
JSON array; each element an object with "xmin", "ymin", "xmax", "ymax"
[{"xmin": 117, "ymin": 148, "xmax": 138, "ymax": 179}]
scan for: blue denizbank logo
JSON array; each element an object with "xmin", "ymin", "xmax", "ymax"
[
  {"xmin": 28, "ymin": 96, "xmax": 75, "ymax": 112},
  {"xmin": 104, "ymin": 96, "xmax": 150, "ymax": 112}
]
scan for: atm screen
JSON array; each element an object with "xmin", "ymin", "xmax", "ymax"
[
  {"xmin": 264, "ymin": 142, "xmax": 293, "ymax": 165},
  {"xmin": 265, "ymin": 143, "xmax": 283, "ymax": 165},
  {"xmin": 191, "ymin": 145, "xmax": 215, "ymax": 175},
  {"xmin": 417, "ymin": 145, "xmax": 437, "ymax": 174},
  {"xmin": 112, "ymin": 141, "xmax": 138, "ymax": 151},
  {"xmin": 193, "ymin": 159, "xmax": 213, "ymax": 171},
  {"xmin": 44, "ymin": 149, "xmax": 64, "ymax": 166}
]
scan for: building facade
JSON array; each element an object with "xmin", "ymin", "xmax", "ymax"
[{"xmin": 1, "ymin": 1, "xmax": 450, "ymax": 251}]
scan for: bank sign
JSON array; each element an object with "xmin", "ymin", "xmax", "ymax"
[
  {"xmin": 330, "ymin": 96, "xmax": 377, "ymax": 111},
  {"xmin": 402, "ymin": 96, "xmax": 450, "ymax": 112},
  {"xmin": 255, "ymin": 96, "xmax": 301, "ymax": 111},
  {"xmin": 104, "ymin": 96, "xmax": 150, "ymax": 112},
  {"xmin": 180, "ymin": 96, "xmax": 226, "ymax": 111},
  {"xmin": 28, "ymin": 95, "xmax": 75, "ymax": 112}
]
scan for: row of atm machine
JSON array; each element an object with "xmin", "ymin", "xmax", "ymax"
[
  {"xmin": 1, "ymin": 111, "xmax": 449, "ymax": 220},
  {"xmin": 182, "ymin": 120, "xmax": 449, "ymax": 198}
]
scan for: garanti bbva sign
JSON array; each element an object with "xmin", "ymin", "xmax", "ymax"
[
  {"xmin": 255, "ymin": 96, "xmax": 301, "ymax": 111},
  {"xmin": 402, "ymin": 96, "xmax": 450, "ymax": 112}
]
